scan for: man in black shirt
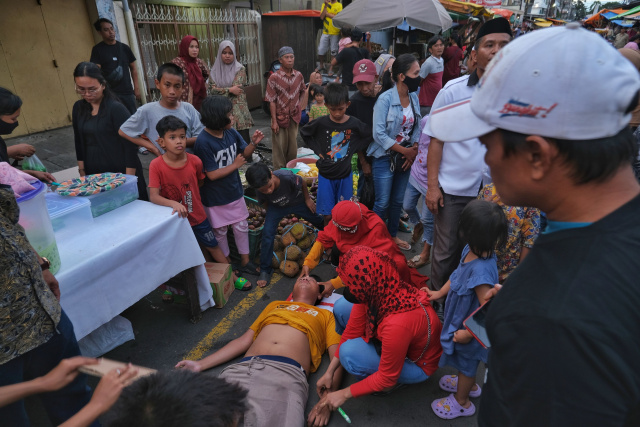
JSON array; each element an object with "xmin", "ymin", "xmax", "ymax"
[
  {"xmin": 428, "ymin": 23, "xmax": 640, "ymax": 426},
  {"xmin": 331, "ymin": 28, "xmax": 370, "ymax": 93},
  {"xmin": 90, "ymin": 18, "xmax": 140, "ymax": 115}
]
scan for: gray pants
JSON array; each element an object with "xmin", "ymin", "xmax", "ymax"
[{"xmin": 430, "ymin": 190, "xmax": 476, "ymax": 293}]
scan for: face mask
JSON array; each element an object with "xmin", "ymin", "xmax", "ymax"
[
  {"xmin": 0, "ymin": 120, "xmax": 18, "ymax": 135},
  {"xmin": 403, "ymin": 75, "xmax": 421, "ymax": 93}
]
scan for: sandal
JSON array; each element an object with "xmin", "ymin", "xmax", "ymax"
[
  {"xmin": 234, "ymin": 277, "xmax": 252, "ymax": 291},
  {"xmin": 438, "ymin": 375, "xmax": 482, "ymax": 398},
  {"xmin": 395, "ymin": 240, "xmax": 411, "ymax": 251},
  {"xmin": 398, "ymin": 220, "xmax": 413, "ymax": 233},
  {"xmin": 237, "ymin": 261, "xmax": 260, "ymax": 276},
  {"xmin": 408, "ymin": 255, "xmax": 428, "ymax": 269},
  {"xmin": 257, "ymin": 271, "xmax": 271, "ymax": 288},
  {"xmin": 431, "ymin": 394, "xmax": 476, "ymax": 419}
]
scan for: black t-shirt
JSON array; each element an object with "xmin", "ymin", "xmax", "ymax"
[
  {"xmin": 257, "ymin": 170, "xmax": 305, "ymax": 207},
  {"xmin": 479, "ymin": 194, "xmax": 640, "ymax": 427},
  {"xmin": 299, "ymin": 115, "xmax": 371, "ymax": 180},
  {"xmin": 346, "ymin": 91, "xmax": 376, "ymax": 127},
  {"xmin": 335, "ymin": 47, "xmax": 371, "ymax": 90},
  {"xmin": 90, "ymin": 41, "xmax": 136, "ymax": 94},
  {"xmin": 0, "ymin": 137, "xmax": 8, "ymax": 163}
]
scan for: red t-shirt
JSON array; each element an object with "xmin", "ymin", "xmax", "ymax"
[
  {"xmin": 148, "ymin": 153, "xmax": 207, "ymax": 226},
  {"xmin": 442, "ymin": 45, "xmax": 464, "ymax": 86},
  {"xmin": 336, "ymin": 293, "xmax": 443, "ymax": 397}
]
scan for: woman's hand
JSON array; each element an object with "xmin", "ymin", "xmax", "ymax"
[
  {"xmin": 229, "ymin": 85, "xmax": 243, "ymax": 96},
  {"xmin": 403, "ymin": 145, "xmax": 418, "ymax": 162},
  {"xmin": 26, "ymin": 170, "xmax": 55, "ymax": 183},
  {"xmin": 300, "ymin": 265, "xmax": 311, "ymax": 278},
  {"xmin": 317, "ymin": 388, "xmax": 350, "ymax": 412},
  {"xmin": 233, "ymin": 154, "xmax": 247, "ymax": 169},
  {"xmin": 8, "ymin": 143, "xmax": 36, "ymax": 160},
  {"xmin": 86, "ymin": 365, "xmax": 139, "ymax": 414},
  {"xmin": 251, "ymin": 130, "xmax": 264, "ymax": 145},
  {"xmin": 319, "ymin": 281, "xmax": 335, "ymax": 299},
  {"xmin": 39, "ymin": 357, "xmax": 98, "ymax": 392},
  {"xmin": 316, "ymin": 373, "xmax": 334, "ymax": 397},
  {"xmin": 175, "ymin": 360, "xmax": 201, "ymax": 372}
]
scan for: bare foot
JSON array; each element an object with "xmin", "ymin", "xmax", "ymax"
[{"xmin": 394, "ymin": 237, "xmax": 411, "ymax": 251}]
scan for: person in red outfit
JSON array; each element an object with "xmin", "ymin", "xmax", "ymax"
[
  {"xmin": 442, "ymin": 34, "xmax": 464, "ymax": 86},
  {"xmin": 300, "ymin": 200, "xmax": 426, "ymax": 297},
  {"xmin": 313, "ymin": 246, "xmax": 442, "ymax": 412}
]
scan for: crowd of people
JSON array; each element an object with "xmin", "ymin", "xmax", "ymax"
[{"xmin": 1, "ymin": 7, "xmax": 640, "ymax": 427}]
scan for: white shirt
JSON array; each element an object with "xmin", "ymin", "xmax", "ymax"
[{"xmin": 424, "ymin": 74, "xmax": 487, "ymax": 197}]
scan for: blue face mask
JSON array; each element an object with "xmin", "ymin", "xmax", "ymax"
[{"xmin": 0, "ymin": 120, "xmax": 18, "ymax": 135}]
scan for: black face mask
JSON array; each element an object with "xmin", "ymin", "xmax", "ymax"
[
  {"xmin": 0, "ymin": 120, "xmax": 19, "ymax": 135},
  {"xmin": 403, "ymin": 75, "xmax": 421, "ymax": 93}
]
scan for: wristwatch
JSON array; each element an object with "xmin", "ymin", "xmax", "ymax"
[{"xmin": 39, "ymin": 257, "xmax": 50, "ymax": 271}]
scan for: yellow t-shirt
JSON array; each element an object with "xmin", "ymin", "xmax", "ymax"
[
  {"xmin": 249, "ymin": 301, "xmax": 341, "ymax": 373},
  {"xmin": 322, "ymin": 1, "xmax": 343, "ymax": 36}
]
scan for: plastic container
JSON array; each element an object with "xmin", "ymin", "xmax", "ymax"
[
  {"xmin": 45, "ymin": 193, "xmax": 94, "ymax": 240},
  {"xmin": 17, "ymin": 180, "xmax": 61, "ymax": 274},
  {"xmin": 85, "ymin": 174, "xmax": 139, "ymax": 217}
]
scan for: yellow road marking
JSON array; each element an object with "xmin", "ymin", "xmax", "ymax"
[{"xmin": 184, "ymin": 272, "xmax": 283, "ymax": 360}]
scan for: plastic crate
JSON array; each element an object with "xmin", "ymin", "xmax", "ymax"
[
  {"xmin": 85, "ymin": 174, "xmax": 139, "ymax": 217},
  {"xmin": 46, "ymin": 193, "xmax": 94, "ymax": 240}
]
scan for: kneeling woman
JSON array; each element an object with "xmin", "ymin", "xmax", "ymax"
[{"xmin": 315, "ymin": 246, "xmax": 442, "ymax": 409}]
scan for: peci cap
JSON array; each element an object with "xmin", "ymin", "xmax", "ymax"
[
  {"xmin": 476, "ymin": 17, "xmax": 512, "ymax": 40},
  {"xmin": 353, "ymin": 59, "xmax": 377, "ymax": 83},
  {"xmin": 278, "ymin": 46, "xmax": 294, "ymax": 58},
  {"xmin": 430, "ymin": 23, "xmax": 640, "ymax": 142}
]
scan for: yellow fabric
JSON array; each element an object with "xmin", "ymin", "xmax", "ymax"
[
  {"xmin": 249, "ymin": 301, "xmax": 341, "ymax": 373},
  {"xmin": 330, "ymin": 276, "xmax": 344, "ymax": 289},
  {"xmin": 303, "ymin": 241, "xmax": 324, "ymax": 269},
  {"xmin": 322, "ymin": 2, "xmax": 342, "ymax": 35}
]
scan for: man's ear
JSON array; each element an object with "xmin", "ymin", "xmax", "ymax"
[
  {"xmin": 525, "ymin": 135, "xmax": 556, "ymax": 181},
  {"xmin": 154, "ymin": 79, "xmax": 161, "ymax": 89}
]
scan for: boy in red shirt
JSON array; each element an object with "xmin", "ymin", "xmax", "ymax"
[{"xmin": 148, "ymin": 115, "xmax": 250, "ymax": 289}]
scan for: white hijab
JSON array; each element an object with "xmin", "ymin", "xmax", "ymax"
[{"xmin": 209, "ymin": 41, "xmax": 244, "ymax": 88}]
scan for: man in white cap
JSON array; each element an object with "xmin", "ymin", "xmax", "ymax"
[
  {"xmin": 424, "ymin": 18, "xmax": 512, "ymax": 313},
  {"xmin": 429, "ymin": 23, "xmax": 640, "ymax": 426}
]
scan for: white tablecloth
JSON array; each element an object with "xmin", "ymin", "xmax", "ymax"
[{"xmin": 56, "ymin": 200, "xmax": 214, "ymax": 341}]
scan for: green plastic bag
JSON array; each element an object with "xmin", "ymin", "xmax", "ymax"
[{"xmin": 22, "ymin": 154, "xmax": 47, "ymax": 172}]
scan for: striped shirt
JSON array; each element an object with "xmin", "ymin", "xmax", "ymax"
[{"xmin": 265, "ymin": 68, "xmax": 306, "ymax": 124}]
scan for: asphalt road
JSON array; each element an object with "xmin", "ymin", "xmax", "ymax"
[{"xmin": 10, "ymin": 110, "xmax": 483, "ymax": 427}]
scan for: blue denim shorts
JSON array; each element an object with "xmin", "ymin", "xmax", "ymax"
[
  {"xmin": 316, "ymin": 174, "xmax": 353, "ymax": 215},
  {"xmin": 191, "ymin": 218, "xmax": 218, "ymax": 248}
]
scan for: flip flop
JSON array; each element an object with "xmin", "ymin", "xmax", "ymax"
[
  {"xmin": 238, "ymin": 261, "xmax": 260, "ymax": 276},
  {"xmin": 408, "ymin": 255, "xmax": 428, "ymax": 268},
  {"xmin": 257, "ymin": 271, "xmax": 271, "ymax": 288},
  {"xmin": 431, "ymin": 394, "xmax": 476, "ymax": 420},
  {"xmin": 438, "ymin": 375, "xmax": 482, "ymax": 398},
  {"xmin": 234, "ymin": 277, "xmax": 252, "ymax": 291},
  {"xmin": 396, "ymin": 240, "xmax": 411, "ymax": 251},
  {"xmin": 398, "ymin": 220, "xmax": 413, "ymax": 233}
]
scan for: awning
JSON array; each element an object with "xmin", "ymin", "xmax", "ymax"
[
  {"xmin": 584, "ymin": 8, "xmax": 626, "ymax": 25},
  {"xmin": 534, "ymin": 18, "xmax": 553, "ymax": 27},
  {"xmin": 262, "ymin": 10, "xmax": 320, "ymax": 17},
  {"xmin": 611, "ymin": 19, "xmax": 635, "ymax": 27},
  {"xmin": 491, "ymin": 8, "xmax": 514, "ymax": 20},
  {"xmin": 438, "ymin": 0, "xmax": 493, "ymax": 18},
  {"xmin": 602, "ymin": 11, "xmax": 619, "ymax": 20},
  {"xmin": 610, "ymin": 6, "xmax": 640, "ymax": 20}
]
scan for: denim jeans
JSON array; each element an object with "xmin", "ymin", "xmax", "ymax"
[
  {"xmin": 0, "ymin": 310, "xmax": 97, "ymax": 427},
  {"xmin": 259, "ymin": 202, "xmax": 324, "ymax": 274},
  {"xmin": 371, "ymin": 156, "xmax": 411, "ymax": 237},
  {"xmin": 333, "ymin": 297, "xmax": 429, "ymax": 384},
  {"xmin": 402, "ymin": 181, "xmax": 434, "ymax": 245}
]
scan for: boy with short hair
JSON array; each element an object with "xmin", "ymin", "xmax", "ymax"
[
  {"xmin": 119, "ymin": 63, "xmax": 204, "ymax": 157},
  {"xmin": 246, "ymin": 163, "xmax": 324, "ymax": 287},
  {"xmin": 300, "ymin": 83, "xmax": 372, "ymax": 222},
  {"xmin": 148, "ymin": 115, "xmax": 250, "ymax": 290}
]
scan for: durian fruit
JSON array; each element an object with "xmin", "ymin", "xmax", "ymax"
[
  {"xmin": 282, "ymin": 231, "xmax": 297, "ymax": 247},
  {"xmin": 272, "ymin": 251, "xmax": 284, "ymax": 269},
  {"xmin": 280, "ymin": 260, "xmax": 300, "ymax": 277},
  {"xmin": 273, "ymin": 235, "xmax": 283, "ymax": 252},
  {"xmin": 285, "ymin": 245, "xmax": 302, "ymax": 261},
  {"xmin": 297, "ymin": 234, "xmax": 313, "ymax": 250},
  {"xmin": 290, "ymin": 223, "xmax": 305, "ymax": 240}
]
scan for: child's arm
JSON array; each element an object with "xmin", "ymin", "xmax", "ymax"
[
  {"xmin": 424, "ymin": 279, "xmax": 450, "ymax": 301},
  {"xmin": 149, "ymin": 187, "xmax": 188, "ymax": 218},
  {"xmin": 301, "ymin": 179, "xmax": 316, "ymax": 213},
  {"xmin": 475, "ymin": 283, "xmax": 493, "ymax": 306},
  {"xmin": 204, "ymin": 154, "xmax": 246, "ymax": 181},
  {"xmin": 118, "ymin": 130, "xmax": 161, "ymax": 156},
  {"xmin": 453, "ymin": 283, "xmax": 494, "ymax": 345},
  {"xmin": 241, "ymin": 130, "xmax": 264, "ymax": 160}
]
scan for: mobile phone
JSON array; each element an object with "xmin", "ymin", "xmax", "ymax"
[{"xmin": 463, "ymin": 299, "xmax": 492, "ymax": 349}]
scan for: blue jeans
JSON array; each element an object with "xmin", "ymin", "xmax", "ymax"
[
  {"xmin": 402, "ymin": 181, "xmax": 434, "ymax": 245},
  {"xmin": 260, "ymin": 202, "xmax": 324, "ymax": 274},
  {"xmin": 333, "ymin": 297, "xmax": 429, "ymax": 384},
  {"xmin": 0, "ymin": 310, "xmax": 97, "ymax": 427},
  {"xmin": 372, "ymin": 156, "xmax": 411, "ymax": 237}
]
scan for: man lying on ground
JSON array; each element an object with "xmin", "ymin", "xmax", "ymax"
[{"xmin": 176, "ymin": 276, "xmax": 343, "ymax": 427}]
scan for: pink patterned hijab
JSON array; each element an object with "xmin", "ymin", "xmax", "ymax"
[{"xmin": 209, "ymin": 41, "xmax": 243, "ymax": 88}]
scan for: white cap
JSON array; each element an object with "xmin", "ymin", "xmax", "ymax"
[{"xmin": 430, "ymin": 23, "xmax": 640, "ymax": 142}]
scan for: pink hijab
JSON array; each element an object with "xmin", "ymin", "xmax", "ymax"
[{"xmin": 209, "ymin": 41, "xmax": 243, "ymax": 88}]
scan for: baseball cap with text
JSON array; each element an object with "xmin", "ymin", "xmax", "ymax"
[{"xmin": 430, "ymin": 23, "xmax": 640, "ymax": 142}]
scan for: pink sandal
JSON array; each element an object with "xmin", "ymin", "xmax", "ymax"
[
  {"xmin": 438, "ymin": 374, "xmax": 482, "ymax": 397},
  {"xmin": 431, "ymin": 394, "xmax": 476, "ymax": 419}
]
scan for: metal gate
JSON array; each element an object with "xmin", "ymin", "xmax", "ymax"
[{"xmin": 131, "ymin": 2, "xmax": 263, "ymax": 107}]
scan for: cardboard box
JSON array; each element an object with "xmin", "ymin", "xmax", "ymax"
[{"xmin": 205, "ymin": 262, "xmax": 234, "ymax": 308}]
